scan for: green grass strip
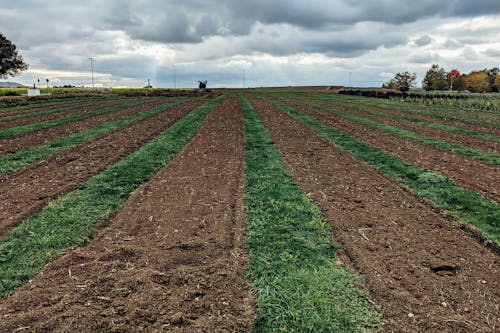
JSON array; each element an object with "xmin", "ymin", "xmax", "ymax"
[
  {"xmin": 262, "ymin": 97, "xmax": 500, "ymax": 246},
  {"xmin": 241, "ymin": 94, "xmax": 381, "ymax": 332},
  {"xmin": 0, "ymin": 98, "xmax": 121, "ymax": 122},
  {"xmin": 0, "ymin": 99, "xmax": 150, "ymax": 139},
  {"xmin": 291, "ymin": 95, "xmax": 500, "ymax": 143},
  {"xmin": 270, "ymin": 97, "xmax": 500, "ymax": 165},
  {"xmin": 0, "ymin": 98, "xmax": 189, "ymax": 176},
  {"xmin": 0, "ymin": 95, "xmax": 225, "ymax": 299}
]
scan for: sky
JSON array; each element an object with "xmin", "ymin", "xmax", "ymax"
[{"xmin": 1, "ymin": 0, "xmax": 499, "ymax": 88}]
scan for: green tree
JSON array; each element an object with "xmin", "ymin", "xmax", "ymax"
[
  {"xmin": 465, "ymin": 71, "xmax": 489, "ymax": 93},
  {"xmin": 422, "ymin": 64, "xmax": 448, "ymax": 90},
  {"xmin": 393, "ymin": 71, "xmax": 416, "ymax": 92},
  {"xmin": 0, "ymin": 33, "xmax": 28, "ymax": 78}
]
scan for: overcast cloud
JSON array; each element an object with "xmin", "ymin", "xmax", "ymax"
[{"xmin": 0, "ymin": 0, "xmax": 499, "ymax": 88}]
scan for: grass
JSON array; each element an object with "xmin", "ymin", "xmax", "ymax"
[
  {"xmin": 271, "ymin": 97, "xmax": 500, "ymax": 165},
  {"xmin": 0, "ymin": 95, "xmax": 225, "ymax": 299},
  {"xmin": 294, "ymin": 94, "xmax": 500, "ymax": 143},
  {"xmin": 0, "ymin": 99, "xmax": 150, "ymax": 139},
  {"xmin": 0, "ymin": 98, "xmax": 189, "ymax": 176},
  {"xmin": 241, "ymin": 94, "xmax": 381, "ymax": 332},
  {"xmin": 261, "ymin": 97, "xmax": 500, "ymax": 246}
]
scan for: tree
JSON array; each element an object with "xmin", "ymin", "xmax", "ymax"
[
  {"xmin": 485, "ymin": 67, "xmax": 499, "ymax": 92},
  {"xmin": 495, "ymin": 74, "xmax": 500, "ymax": 92},
  {"xmin": 382, "ymin": 81, "xmax": 397, "ymax": 90},
  {"xmin": 465, "ymin": 71, "xmax": 489, "ymax": 93},
  {"xmin": 0, "ymin": 33, "xmax": 28, "ymax": 78},
  {"xmin": 452, "ymin": 74, "xmax": 467, "ymax": 91},
  {"xmin": 392, "ymin": 71, "xmax": 416, "ymax": 92},
  {"xmin": 422, "ymin": 64, "xmax": 448, "ymax": 91},
  {"xmin": 447, "ymin": 69, "xmax": 461, "ymax": 91}
]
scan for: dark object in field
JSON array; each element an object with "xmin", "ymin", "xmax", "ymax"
[{"xmin": 198, "ymin": 80, "xmax": 207, "ymax": 89}]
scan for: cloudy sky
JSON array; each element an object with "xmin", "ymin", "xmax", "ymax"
[{"xmin": 1, "ymin": 0, "xmax": 499, "ymax": 88}]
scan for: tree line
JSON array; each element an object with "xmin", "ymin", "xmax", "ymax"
[{"xmin": 383, "ymin": 64, "xmax": 500, "ymax": 93}]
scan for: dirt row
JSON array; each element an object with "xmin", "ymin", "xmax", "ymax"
[
  {"xmin": 0, "ymin": 95, "xmax": 254, "ymax": 332},
  {"xmin": 277, "ymin": 99, "xmax": 500, "ymax": 202},
  {"xmin": 0, "ymin": 99, "xmax": 91, "ymax": 118},
  {"xmin": 0, "ymin": 99, "xmax": 203, "ymax": 236},
  {"xmin": 0, "ymin": 99, "xmax": 132, "ymax": 130},
  {"xmin": 249, "ymin": 96, "xmax": 499, "ymax": 333},
  {"xmin": 0, "ymin": 98, "xmax": 171, "ymax": 156},
  {"xmin": 335, "ymin": 98, "xmax": 500, "ymax": 136},
  {"xmin": 292, "ymin": 97, "xmax": 500, "ymax": 154}
]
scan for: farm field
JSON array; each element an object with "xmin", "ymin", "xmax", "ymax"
[{"xmin": 0, "ymin": 91, "xmax": 498, "ymax": 332}]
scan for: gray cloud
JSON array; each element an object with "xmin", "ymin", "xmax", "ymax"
[
  {"xmin": 1, "ymin": 0, "xmax": 499, "ymax": 87},
  {"xmin": 414, "ymin": 35, "xmax": 433, "ymax": 46}
]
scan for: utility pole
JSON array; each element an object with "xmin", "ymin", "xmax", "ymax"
[
  {"xmin": 88, "ymin": 57, "xmax": 95, "ymax": 88},
  {"xmin": 349, "ymin": 72, "xmax": 352, "ymax": 87},
  {"xmin": 243, "ymin": 69, "xmax": 245, "ymax": 88},
  {"xmin": 173, "ymin": 64, "xmax": 176, "ymax": 89}
]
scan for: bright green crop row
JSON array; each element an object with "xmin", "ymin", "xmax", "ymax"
[{"xmin": 241, "ymin": 94, "xmax": 381, "ymax": 332}]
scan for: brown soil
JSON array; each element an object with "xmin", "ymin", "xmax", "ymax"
[
  {"xmin": 0, "ymin": 98, "xmax": 167, "ymax": 156},
  {"xmin": 337, "ymin": 98, "xmax": 500, "ymax": 137},
  {"xmin": 0, "ymin": 95, "xmax": 254, "ymax": 332},
  {"xmin": 300, "ymin": 98, "xmax": 500, "ymax": 153},
  {"xmin": 0, "ymin": 100, "xmax": 129, "ymax": 130},
  {"xmin": 280, "ymin": 100, "xmax": 500, "ymax": 202},
  {"xmin": 0, "ymin": 100, "xmax": 202, "ymax": 236},
  {"xmin": 249, "ymin": 96, "xmax": 500, "ymax": 333},
  {"xmin": 0, "ymin": 100, "xmax": 89, "ymax": 118}
]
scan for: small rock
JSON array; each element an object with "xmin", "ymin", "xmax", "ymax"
[
  {"xmin": 408, "ymin": 313, "xmax": 414, "ymax": 318},
  {"xmin": 441, "ymin": 302, "xmax": 448, "ymax": 308}
]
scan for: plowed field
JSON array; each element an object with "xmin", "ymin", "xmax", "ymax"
[{"xmin": 0, "ymin": 92, "xmax": 497, "ymax": 332}]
